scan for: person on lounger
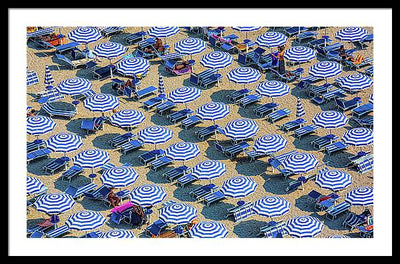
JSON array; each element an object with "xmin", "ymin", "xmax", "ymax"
[
  {"xmin": 175, "ymin": 61, "xmax": 189, "ymax": 71},
  {"xmin": 27, "ymin": 109, "xmax": 36, "ymax": 117},
  {"xmin": 107, "ymin": 188, "xmax": 121, "ymax": 208},
  {"xmin": 272, "ymin": 45, "xmax": 286, "ymax": 75},
  {"xmin": 154, "ymin": 38, "xmax": 165, "ymax": 53}
]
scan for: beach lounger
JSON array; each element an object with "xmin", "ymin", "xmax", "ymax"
[
  {"xmin": 200, "ymin": 190, "xmax": 226, "ymax": 206},
  {"xmin": 258, "ymin": 221, "xmax": 288, "ymax": 238},
  {"xmin": 345, "ymin": 152, "xmax": 371, "ymax": 167},
  {"xmin": 61, "ymin": 165, "xmax": 83, "ymax": 182},
  {"xmin": 254, "ymin": 102, "xmax": 279, "ymax": 117},
  {"xmin": 295, "ymin": 31, "xmax": 318, "ymax": 43},
  {"xmin": 80, "ymin": 117, "xmax": 105, "ymax": 134},
  {"xmin": 308, "ymin": 83, "xmax": 333, "ymax": 97},
  {"xmin": 55, "ymin": 53, "xmax": 95, "ymax": 70},
  {"xmin": 163, "ymin": 165, "xmax": 191, "ymax": 182},
  {"xmin": 352, "ymin": 115, "xmax": 373, "ymax": 129},
  {"xmin": 36, "ymin": 89, "xmax": 65, "ymax": 104},
  {"xmin": 139, "ymin": 149, "xmax": 165, "ymax": 165},
  {"xmin": 93, "ymin": 65, "xmax": 116, "ymax": 80},
  {"xmin": 180, "ymin": 115, "xmax": 202, "ymax": 129},
  {"xmin": 266, "ymin": 108, "xmax": 291, "ymax": 123},
  {"xmin": 146, "ymin": 219, "xmax": 168, "ymax": 237},
  {"xmin": 224, "ymin": 142, "xmax": 250, "ymax": 159},
  {"xmin": 45, "ymin": 224, "xmax": 70, "ymax": 238},
  {"xmin": 27, "ymin": 148, "xmax": 51, "ymax": 164},
  {"xmin": 293, "ymin": 124, "xmax": 319, "ymax": 139},
  {"xmin": 199, "ymin": 74, "xmax": 223, "ymax": 89},
  {"xmin": 245, "ymin": 149, "xmax": 271, "ymax": 162},
  {"xmin": 361, "ymin": 66, "xmax": 373, "ymax": 77},
  {"xmin": 54, "ymin": 42, "xmax": 81, "ymax": 54},
  {"xmin": 284, "ymin": 26, "xmax": 309, "ymax": 37},
  {"xmin": 119, "ymin": 139, "xmax": 144, "ymax": 154},
  {"xmin": 344, "ymin": 57, "xmax": 373, "ymax": 70},
  {"xmin": 311, "ymin": 134, "xmax": 339, "ymax": 150},
  {"xmin": 236, "ymin": 94, "xmax": 262, "ymax": 108},
  {"xmin": 315, "ymin": 42, "xmax": 342, "ymax": 56},
  {"xmin": 143, "ymin": 96, "xmax": 165, "ymax": 110},
  {"xmin": 30, "ymin": 231, "xmax": 45, "ymax": 238},
  {"xmin": 296, "ymin": 76, "xmax": 324, "ymax": 90},
  {"xmin": 196, "ymin": 125, "xmax": 221, "ymax": 140},
  {"xmin": 126, "ymin": 31, "xmax": 147, "ymax": 45},
  {"xmin": 64, "ymin": 182, "xmax": 97, "ymax": 199},
  {"xmin": 149, "ymin": 156, "xmax": 173, "ymax": 171},
  {"xmin": 164, "ymin": 60, "xmax": 192, "ymax": 76},
  {"xmin": 307, "ymin": 37, "xmax": 332, "ymax": 49},
  {"xmin": 81, "ymin": 231, "xmax": 104, "ymax": 238},
  {"xmin": 325, "ymin": 201, "xmax": 351, "ymax": 220},
  {"xmin": 169, "ymin": 109, "xmax": 193, "ymax": 123},
  {"xmin": 335, "ymin": 97, "xmax": 362, "ymax": 111},
  {"xmin": 27, "ymin": 139, "xmax": 46, "ymax": 153},
  {"xmin": 156, "ymin": 101, "xmax": 176, "ymax": 115},
  {"xmin": 280, "ymin": 118, "xmax": 307, "ymax": 132},
  {"xmin": 311, "ymin": 88, "xmax": 346, "ymax": 105},
  {"xmin": 342, "ymin": 209, "xmax": 371, "ymax": 230},
  {"xmin": 101, "ymin": 26, "xmax": 125, "ymax": 37},
  {"xmin": 324, "ymin": 141, "xmax": 348, "ymax": 155},
  {"xmin": 352, "ymin": 103, "xmax": 373, "ymax": 118},
  {"xmin": 189, "ymin": 184, "xmax": 218, "ymax": 200},
  {"xmin": 176, "ymin": 173, "xmax": 198, "ymax": 187},
  {"xmin": 315, "ymin": 192, "xmax": 340, "ymax": 211},
  {"xmin": 286, "ymin": 173, "xmax": 318, "ymax": 192},
  {"xmin": 83, "ymin": 185, "xmax": 111, "ymax": 203},
  {"xmin": 226, "ymin": 88, "xmax": 251, "ymax": 102},
  {"xmin": 268, "ymin": 150, "xmax": 298, "ymax": 178},
  {"xmin": 357, "ymin": 224, "xmax": 373, "ymax": 238},
  {"xmin": 27, "ymin": 218, "xmax": 55, "ymax": 235},
  {"xmin": 41, "ymin": 102, "xmax": 76, "ymax": 119},
  {"xmin": 225, "ymin": 202, "xmax": 254, "ymax": 222},
  {"xmin": 43, "ymin": 157, "xmax": 69, "ymax": 175},
  {"xmin": 355, "ymin": 157, "xmax": 374, "ymax": 174},
  {"xmin": 307, "ymin": 190, "xmax": 324, "ymax": 204},
  {"xmin": 108, "ymin": 132, "xmax": 136, "ymax": 148},
  {"xmin": 272, "ymin": 68, "xmax": 304, "ymax": 83}
]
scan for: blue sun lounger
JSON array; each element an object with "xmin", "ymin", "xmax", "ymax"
[
  {"xmin": 307, "ymin": 37, "xmax": 332, "ymax": 49},
  {"xmin": 311, "ymin": 88, "xmax": 346, "ymax": 105},
  {"xmin": 343, "ymin": 210, "xmax": 371, "ymax": 230},
  {"xmin": 180, "ymin": 115, "xmax": 202, "ymax": 129},
  {"xmin": 61, "ymin": 165, "xmax": 83, "ymax": 182},
  {"xmin": 311, "ymin": 134, "xmax": 339, "ymax": 150},
  {"xmin": 296, "ymin": 75, "xmax": 324, "ymax": 90},
  {"xmin": 134, "ymin": 86, "xmax": 157, "ymax": 100},
  {"xmin": 126, "ymin": 31, "xmax": 147, "ymax": 45},
  {"xmin": 81, "ymin": 117, "xmax": 105, "ymax": 134},
  {"xmin": 280, "ymin": 118, "xmax": 307, "ymax": 132},
  {"xmin": 156, "ymin": 101, "xmax": 176, "ymax": 115},
  {"xmin": 55, "ymin": 53, "xmax": 95, "ymax": 70},
  {"xmin": 149, "ymin": 156, "xmax": 173, "ymax": 171},
  {"xmin": 236, "ymin": 94, "xmax": 262, "ymax": 108},
  {"xmin": 36, "ymin": 89, "xmax": 65, "ymax": 104},
  {"xmin": 266, "ymin": 108, "xmax": 291, "ymax": 123},
  {"xmin": 45, "ymin": 225, "xmax": 70, "ymax": 238},
  {"xmin": 268, "ymin": 150, "xmax": 298, "ymax": 178},
  {"xmin": 169, "ymin": 109, "xmax": 193, "ymax": 123},
  {"xmin": 27, "ymin": 148, "xmax": 51, "ymax": 164},
  {"xmin": 293, "ymin": 124, "xmax": 319, "ymax": 139},
  {"xmin": 344, "ymin": 57, "xmax": 373, "ymax": 70},
  {"xmin": 189, "ymin": 68, "xmax": 218, "ymax": 86},
  {"xmin": 258, "ymin": 221, "xmax": 288, "ymax": 238},
  {"xmin": 286, "ymin": 173, "xmax": 318, "ymax": 192},
  {"xmin": 176, "ymin": 173, "xmax": 198, "ymax": 187},
  {"xmin": 139, "ymin": 149, "xmax": 165, "ymax": 165},
  {"xmin": 201, "ymin": 190, "xmax": 226, "ymax": 206},
  {"xmin": 224, "ymin": 142, "xmax": 250, "ymax": 159},
  {"xmin": 27, "ymin": 139, "xmax": 46, "ymax": 153},
  {"xmin": 315, "ymin": 192, "xmax": 340, "ymax": 211},
  {"xmin": 361, "ymin": 66, "xmax": 373, "ymax": 77},
  {"xmin": 325, "ymin": 201, "xmax": 351, "ymax": 220},
  {"xmin": 200, "ymin": 73, "xmax": 223, "ymax": 89},
  {"xmin": 41, "ymin": 102, "xmax": 77, "ymax": 119},
  {"xmin": 352, "ymin": 103, "xmax": 373, "ymax": 118},
  {"xmin": 335, "ymin": 97, "xmax": 362, "ymax": 111},
  {"xmin": 109, "ymin": 132, "xmax": 136, "ymax": 148},
  {"xmin": 143, "ymin": 96, "xmax": 165, "ymax": 110},
  {"xmin": 92, "ymin": 64, "xmax": 116, "ymax": 80},
  {"xmin": 295, "ymin": 31, "xmax": 318, "ymax": 43},
  {"xmin": 64, "ymin": 182, "xmax": 97, "ymax": 199},
  {"xmin": 254, "ymin": 102, "xmax": 279, "ymax": 117},
  {"xmin": 245, "ymin": 149, "xmax": 271, "ymax": 162},
  {"xmin": 196, "ymin": 125, "xmax": 221, "ymax": 140},
  {"xmin": 308, "ymin": 83, "xmax": 333, "ymax": 97},
  {"xmin": 226, "ymin": 88, "xmax": 251, "ymax": 102},
  {"xmin": 119, "ymin": 139, "xmax": 144, "ymax": 154},
  {"xmin": 163, "ymin": 165, "xmax": 191, "ymax": 182},
  {"xmin": 189, "ymin": 184, "xmax": 218, "ymax": 200},
  {"xmin": 54, "ymin": 42, "xmax": 80, "ymax": 54},
  {"xmin": 30, "ymin": 231, "xmax": 45, "ymax": 238},
  {"xmin": 352, "ymin": 115, "xmax": 373, "ymax": 129},
  {"xmin": 284, "ymin": 26, "xmax": 309, "ymax": 37},
  {"xmin": 225, "ymin": 202, "xmax": 254, "ymax": 221},
  {"xmin": 355, "ymin": 157, "xmax": 374, "ymax": 174},
  {"xmin": 101, "ymin": 26, "xmax": 125, "ymax": 37},
  {"xmin": 324, "ymin": 141, "xmax": 348, "ymax": 155},
  {"xmin": 43, "ymin": 157, "xmax": 69, "ymax": 175},
  {"xmin": 81, "ymin": 231, "xmax": 104, "ymax": 238},
  {"xmin": 146, "ymin": 219, "xmax": 168, "ymax": 237}
]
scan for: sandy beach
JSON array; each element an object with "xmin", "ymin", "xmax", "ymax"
[{"xmin": 26, "ymin": 26, "xmax": 373, "ymax": 238}]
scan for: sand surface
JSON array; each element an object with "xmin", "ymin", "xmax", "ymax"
[{"xmin": 27, "ymin": 26, "xmax": 373, "ymax": 238}]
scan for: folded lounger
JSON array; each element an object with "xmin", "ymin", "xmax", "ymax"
[
  {"xmin": 119, "ymin": 139, "xmax": 144, "ymax": 154},
  {"xmin": 27, "ymin": 218, "xmax": 55, "ymax": 235},
  {"xmin": 352, "ymin": 103, "xmax": 373, "ymax": 118},
  {"xmin": 64, "ymin": 182, "xmax": 97, "ymax": 199},
  {"xmin": 307, "ymin": 37, "xmax": 332, "ymax": 49},
  {"xmin": 355, "ymin": 157, "xmax": 374, "ymax": 174},
  {"xmin": 149, "ymin": 156, "xmax": 173, "ymax": 171},
  {"xmin": 163, "ymin": 165, "xmax": 191, "ymax": 182},
  {"xmin": 266, "ymin": 108, "xmax": 291, "ymax": 123},
  {"xmin": 236, "ymin": 94, "xmax": 262, "ymax": 108},
  {"xmin": 325, "ymin": 201, "xmax": 351, "ymax": 220},
  {"xmin": 308, "ymin": 83, "xmax": 333, "ymax": 97},
  {"xmin": 61, "ymin": 165, "xmax": 83, "ymax": 182},
  {"xmin": 315, "ymin": 193, "xmax": 340, "ymax": 211},
  {"xmin": 280, "ymin": 118, "xmax": 307, "ymax": 132},
  {"xmin": 139, "ymin": 149, "xmax": 165, "ymax": 165},
  {"xmin": 293, "ymin": 124, "xmax": 319, "ymax": 139},
  {"xmin": 272, "ymin": 68, "xmax": 303, "ymax": 83},
  {"xmin": 108, "ymin": 132, "xmax": 136, "ymax": 148},
  {"xmin": 258, "ymin": 221, "xmax": 288, "ymax": 238},
  {"xmin": 295, "ymin": 75, "xmax": 324, "ymax": 90},
  {"xmin": 189, "ymin": 184, "xmax": 218, "ymax": 200},
  {"xmin": 180, "ymin": 115, "xmax": 202, "ymax": 129},
  {"xmin": 254, "ymin": 102, "xmax": 279, "ymax": 117},
  {"xmin": 27, "ymin": 148, "xmax": 52, "ymax": 164}
]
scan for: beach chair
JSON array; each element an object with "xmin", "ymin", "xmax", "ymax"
[
  {"xmin": 272, "ymin": 68, "xmax": 304, "ymax": 83},
  {"xmin": 30, "ymin": 231, "xmax": 45, "ymax": 238},
  {"xmin": 126, "ymin": 31, "xmax": 147, "ymax": 45},
  {"xmin": 226, "ymin": 88, "xmax": 251, "ymax": 102},
  {"xmin": 27, "ymin": 148, "xmax": 51, "ymax": 164},
  {"xmin": 357, "ymin": 224, "xmax": 373, "ymax": 238},
  {"xmin": 189, "ymin": 184, "xmax": 218, "ymax": 200},
  {"xmin": 93, "ymin": 65, "xmax": 116, "ymax": 80},
  {"xmin": 164, "ymin": 60, "xmax": 192, "ymax": 76},
  {"xmin": 352, "ymin": 115, "xmax": 373, "ymax": 129},
  {"xmin": 196, "ymin": 125, "xmax": 221, "ymax": 140},
  {"xmin": 55, "ymin": 53, "xmax": 94, "ymax": 70},
  {"xmin": 81, "ymin": 231, "xmax": 104, "ymax": 238},
  {"xmin": 101, "ymin": 26, "xmax": 125, "ymax": 37},
  {"xmin": 315, "ymin": 42, "xmax": 342, "ymax": 56},
  {"xmin": 293, "ymin": 124, "xmax": 319, "ymax": 139},
  {"xmin": 236, "ymin": 94, "xmax": 262, "ymax": 108},
  {"xmin": 180, "ymin": 115, "xmax": 202, "ymax": 130},
  {"xmin": 314, "ymin": 192, "xmax": 340, "ymax": 210},
  {"xmin": 143, "ymin": 96, "xmax": 165, "ymax": 110},
  {"xmin": 361, "ymin": 66, "xmax": 373, "ymax": 77},
  {"xmin": 156, "ymin": 101, "xmax": 176, "ymax": 115},
  {"xmin": 335, "ymin": 97, "xmax": 362, "ymax": 111},
  {"xmin": 245, "ymin": 149, "xmax": 271, "ymax": 162},
  {"xmin": 45, "ymin": 225, "xmax": 70, "ymax": 238},
  {"xmin": 268, "ymin": 150, "xmax": 298, "ymax": 178},
  {"xmin": 80, "ymin": 117, "xmax": 105, "ymax": 134},
  {"xmin": 119, "ymin": 139, "xmax": 144, "ymax": 154},
  {"xmin": 200, "ymin": 190, "xmax": 226, "ymax": 206},
  {"xmin": 307, "ymin": 190, "xmax": 324, "ymax": 205},
  {"xmin": 307, "ymin": 36, "xmax": 332, "ymax": 49},
  {"xmin": 176, "ymin": 173, "xmax": 198, "ymax": 187},
  {"xmin": 27, "ymin": 139, "xmax": 46, "ymax": 153},
  {"xmin": 295, "ymin": 31, "xmax": 318, "ymax": 43},
  {"xmin": 41, "ymin": 102, "xmax": 76, "ymax": 119},
  {"xmin": 64, "ymin": 182, "xmax": 97, "ymax": 199},
  {"xmin": 138, "ymin": 149, "xmax": 165, "ymax": 165},
  {"xmin": 266, "ymin": 108, "xmax": 291, "ymax": 123},
  {"xmin": 311, "ymin": 88, "xmax": 346, "ymax": 105},
  {"xmin": 258, "ymin": 221, "xmax": 288, "ymax": 238},
  {"xmin": 296, "ymin": 76, "xmax": 324, "ymax": 90},
  {"xmin": 284, "ymin": 26, "xmax": 309, "ymax": 37},
  {"xmin": 27, "ymin": 218, "xmax": 55, "ymax": 235},
  {"xmin": 54, "ymin": 42, "xmax": 81, "ymax": 54},
  {"xmin": 254, "ymin": 102, "xmax": 279, "ymax": 117},
  {"xmin": 149, "ymin": 156, "xmax": 173, "ymax": 171},
  {"xmin": 285, "ymin": 171, "xmax": 321, "ymax": 192},
  {"xmin": 324, "ymin": 141, "xmax": 348, "ymax": 155},
  {"xmin": 346, "ymin": 152, "xmax": 371, "ymax": 167},
  {"xmin": 71, "ymin": 89, "xmax": 96, "ymax": 102},
  {"xmin": 325, "ymin": 201, "xmax": 351, "ymax": 220},
  {"xmin": 308, "ymin": 83, "xmax": 333, "ymax": 97},
  {"xmin": 163, "ymin": 165, "xmax": 191, "ymax": 182},
  {"xmin": 224, "ymin": 142, "xmax": 250, "ymax": 159},
  {"xmin": 36, "ymin": 89, "xmax": 65, "ymax": 104},
  {"xmin": 343, "ymin": 209, "xmax": 371, "ymax": 230},
  {"xmin": 311, "ymin": 134, "xmax": 339, "ymax": 150},
  {"xmin": 61, "ymin": 165, "xmax": 83, "ymax": 182},
  {"xmin": 108, "ymin": 132, "xmax": 136, "ymax": 148},
  {"xmin": 225, "ymin": 202, "xmax": 254, "ymax": 222},
  {"xmin": 280, "ymin": 118, "xmax": 307, "ymax": 132},
  {"xmin": 352, "ymin": 103, "xmax": 373, "ymax": 118},
  {"xmin": 200, "ymin": 74, "xmax": 223, "ymax": 89},
  {"xmin": 43, "ymin": 157, "xmax": 69, "ymax": 175},
  {"xmin": 169, "ymin": 109, "xmax": 193, "ymax": 123},
  {"xmin": 146, "ymin": 219, "xmax": 168, "ymax": 237}
]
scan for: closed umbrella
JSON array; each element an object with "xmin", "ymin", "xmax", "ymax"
[
  {"xmin": 44, "ymin": 65, "xmax": 54, "ymax": 89},
  {"xmin": 296, "ymin": 97, "xmax": 305, "ymax": 118}
]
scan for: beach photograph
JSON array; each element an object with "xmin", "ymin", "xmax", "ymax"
[{"xmin": 9, "ymin": 8, "xmax": 392, "ymax": 256}]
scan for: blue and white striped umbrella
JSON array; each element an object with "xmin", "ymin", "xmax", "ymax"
[
  {"xmin": 253, "ymin": 196, "xmax": 291, "ymax": 218},
  {"xmin": 72, "ymin": 149, "xmax": 110, "ymax": 170},
  {"xmin": 256, "ymin": 80, "xmax": 290, "ymax": 99},
  {"xmin": 34, "ymin": 193, "xmax": 75, "ymax": 215},
  {"xmin": 309, "ymin": 61, "xmax": 342, "ymax": 79},
  {"xmin": 56, "ymin": 77, "xmax": 93, "ymax": 96},
  {"xmin": 116, "ymin": 57, "xmax": 150, "ymax": 77},
  {"xmin": 68, "ymin": 27, "xmax": 102, "ymax": 44},
  {"xmin": 189, "ymin": 221, "xmax": 228, "ymax": 238},
  {"xmin": 327, "ymin": 234, "xmax": 349, "ymax": 238},
  {"xmin": 44, "ymin": 65, "xmax": 54, "ymax": 88},
  {"xmin": 138, "ymin": 126, "xmax": 173, "ymax": 145},
  {"xmin": 296, "ymin": 97, "xmax": 305, "ymax": 118},
  {"xmin": 200, "ymin": 51, "xmax": 233, "ymax": 69},
  {"xmin": 336, "ymin": 73, "xmax": 373, "ymax": 93},
  {"xmin": 130, "ymin": 184, "xmax": 167, "ymax": 207},
  {"xmin": 315, "ymin": 170, "xmax": 353, "ymax": 191},
  {"xmin": 27, "ymin": 176, "xmax": 46, "ymax": 195},
  {"xmin": 191, "ymin": 160, "xmax": 226, "ymax": 180},
  {"xmin": 196, "ymin": 102, "xmax": 230, "ymax": 121},
  {"xmin": 168, "ymin": 86, "xmax": 201, "ymax": 105},
  {"xmin": 66, "ymin": 211, "xmax": 106, "ymax": 231},
  {"xmin": 101, "ymin": 166, "xmax": 139, "ymax": 188},
  {"xmin": 102, "ymin": 230, "xmax": 136, "ymax": 238},
  {"xmin": 369, "ymin": 93, "xmax": 373, "ymax": 104},
  {"xmin": 165, "ymin": 142, "xmax": 200, "ymax": 161},
  {"xmin": 27, "ymin": 69, "xmax": 39, "ymax": 86},
  {"xmin": 93, "ymin": 41, "xmax": 128, "ymax": 60},
  {"xmin": 284, "ymin": 46, "xmax": 316, "ymax": 63},
  {"xmin": 224, "ymin": 119, "xmax": 259, "ymax": 141},
  {"xmin": 254, "ymin": 134, "xmax": 288, "ymax": 154},
  {"xmin": 84, "ymin": 93, "xmax": 119, "ymax": 113},
  {"xmin": 285, "ymin": 216, "xmax": 324, "ymax": 238},
  {"xmin": 335, "ymin": 27, "xmax": 369, "ymax": 42},
  {"xmin": 27, "ymin": 115, "xmax": 56, "ymax": 136},
  {"xmin": 159, "ymin": 203, "xmax": 197, "ymax": 225},
  {"xmin": 221, "ymin": 176, "xmax": 258, "ymax": 198},
  {"xmin": 342, "ymin": 128, "xmax": 373, "ymax": 146},
  {"xmin": 174, "ymin": 38, "xmax": 206, "ymax": 56},
  {"xmin": 233, "ymin": 26, "xmax": 262, "ymax": 32},
  {"xmin": 227, "ymin": 67, "xmax": 261, "ymax": 86},
  {"xmin": 282, "ymin": 153, "xmax": 319, "ymax": 174},
  {"xmin": 345, "ymin": 187, "xmax": 373, "ymax": 206},
  {"xmin": 158, "ymin": 73, "xmax": 165, "ymax": 95},
  {"xmin": 256, "ymin": 31, "xmax": 288, "ymax": 48},
  {"xmin": 45, "ymin": 133, "xmax": 83, "ymax": 154},
  {"xmin": 312, "ymin": 111, "xmax": 349, "ymax": 129},
  {"xmin": 147, "ymin": 26, "xmax": 180, "ymax": 38},
  {"xmin": 109, "ymin": 109, "xmax": 145, "ymax": 129}
]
